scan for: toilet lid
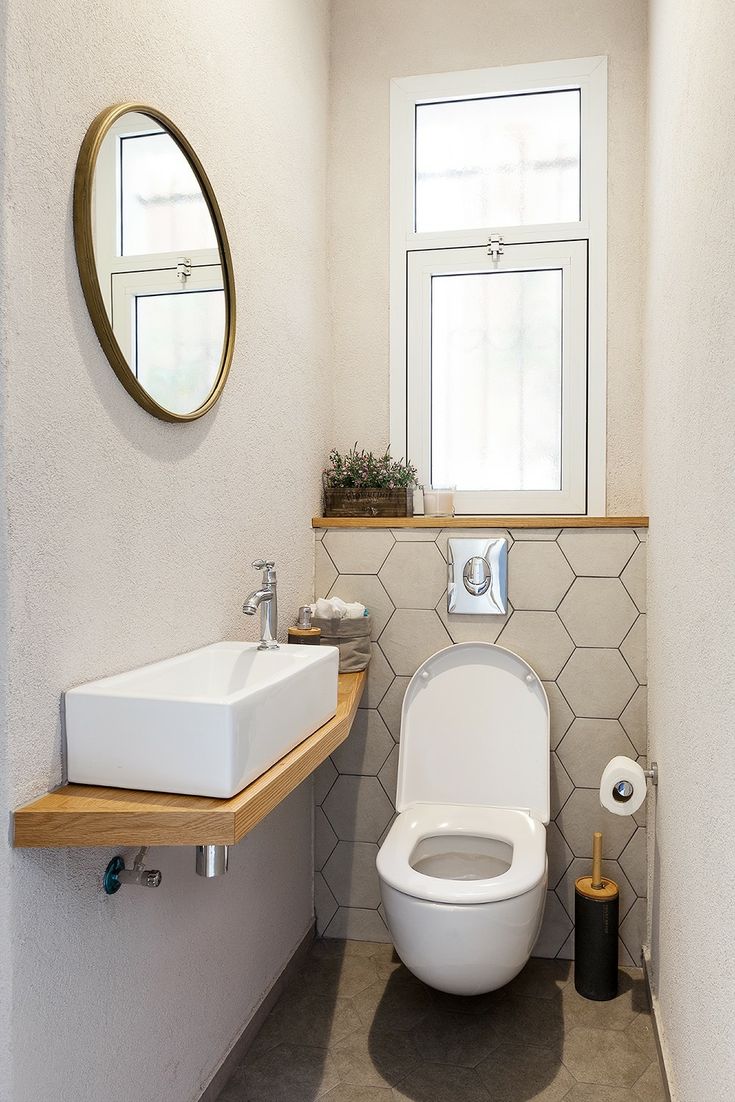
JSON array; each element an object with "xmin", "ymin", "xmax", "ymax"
[{"xmin": 396, "ymin": 642, "xmax": 550, "ymax": 823}]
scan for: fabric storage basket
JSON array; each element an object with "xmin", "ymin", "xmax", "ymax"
[{"xmin": 313, "ymin": 615, "xmax": 372, "ymax": 672}]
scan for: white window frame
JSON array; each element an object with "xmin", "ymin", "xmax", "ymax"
[{"xmin": 390, "ymin": 56, "xmax": 608, "ymax": 515}]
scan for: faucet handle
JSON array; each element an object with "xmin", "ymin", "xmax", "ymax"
[{"xmin": 252, "ymin": 559, "xmax": 275, "ymax": 570}]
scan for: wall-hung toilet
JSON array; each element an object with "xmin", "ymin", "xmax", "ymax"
[{"xmin": 376, "ymin": 641, "xmax": 550, "ymax": 996}]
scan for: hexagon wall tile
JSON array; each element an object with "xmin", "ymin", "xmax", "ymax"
[
  {"xmin": 379, "ymin": 541, "xmax": 447, "ymax": 609},
  {"xmin": 550, "ymin": 752, "xmax": 574, "ymax": 816},
  {"xmin": 378, "ymin": 744, "xmax": 400, "ymax": 803},
  {"xmin": 556, "ymin": 788, "xmax": 636, "ymax": 858},
  {"xmin": 558, "ymin": 528, "xmax": 638, "ymax": 576},
  {"xmin": 557, "ymin": 719, "xmax": 637, "ymax": 788},
  {"xmin": 510, "ymin": 528, "xmax": 561, "ymax": 540},
  {"xmin": 620, "ymin": 897, "xmax": 646, "ymax": 963},
  {"xmin": 330, "ymin": 708, "xmax": 393, "ymax": 776},
  {"xmin": 323, "ymin": 529, "xmax": 395, "ymax": 574},
  {"xmin": 558, "ymin": 578, "xmax": 638, "ymax": 647},
  {"xmin": 621, "ymin": 615, "xmax": 647, "ymax": 684},
  {"xmin": 378, "ymin": 676, "xmax": 411, "ymax": 740},
  {"xmin": 533, "ymin": 890, "xmax": 573, "ymax": 957},
  {"xmin": 315, "ymin": 871, "xmax": 338, "ymax": 934},
  {"xmin": 557, "ymin": 649, "xmax": 637, "ymax": 718},
  {"xmin": 496, "ymin": 612, "xmax": 574, "ymax": 680},
  {"xmin": 314, "ymin": 542, "xmax": 338, "ymax": 599},
  {"xmin": 363, "ymin": 643, "xmax": 394, "ymax": 708},
  {"xmin": 315, "ymin": 806, "xmax": 338, "ymax": 869},
  {"xmin": 436, "ymin": 590, "xmax": 511, "ymax": 644},
  {"xmin": 508, "ymin": 541, "xmax": 574, "ymax": 610},
  {"xmin": 379, "ymin": 609, "xmax": 451, "ymax": 676},
  {"xmin": 323, "ymin": 841, "xmax": 381, "ymax": 908},
  {"xmin": 546, "ymin": 821, "xmax": 573, "ymax": 888},
  {"xmin": 543, "ymin": 682, "xmax": 574, "ymax": 748},
  {"xmin": 323, "ymin": 775, "xmax": 395, "ymax": 842},
  {"xmin": 619, "ymin": 827, "xmax": 647, "ymax": 897},
  {"xmin": 327, "ymin": 574, "xmax": 394, "ymax": 639},
  {"xmin": 621, "ymin": 544, "xmax": 647, "ymax": 612},
  {"xmin": 620, "ymin": 686, "xmax": 648, "ymax": 753}
]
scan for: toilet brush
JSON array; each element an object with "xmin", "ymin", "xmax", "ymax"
[{"xmin": 574, "ymin": 831, "xmax": 620, "ymax": 1000}]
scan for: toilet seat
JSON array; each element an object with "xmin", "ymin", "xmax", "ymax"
[{"xmin": 376, "ymin": 803, "xmax": 547, "ymax": 906}]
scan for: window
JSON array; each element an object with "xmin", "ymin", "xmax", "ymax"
[{"xmin": 390, "ymin": 58, "xmax": 607, "ymax": 514}]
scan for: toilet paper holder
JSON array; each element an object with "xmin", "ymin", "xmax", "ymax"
[
  {"xmin": 613, "ymin": 762, "xmax": 658, "ymax": 801},
  {"xmin": 644, "ymin": 762, "xmax": 659, "ymax": 785}
]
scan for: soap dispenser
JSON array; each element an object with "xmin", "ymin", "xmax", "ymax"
[{"xmin": 287, "ymin": 606, "xmax": 322, "ymax": 646}]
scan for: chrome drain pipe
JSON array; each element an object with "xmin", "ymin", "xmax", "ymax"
[{"xmin": 195, "ymin": 845, "xmax": 230, "ymax": 877}]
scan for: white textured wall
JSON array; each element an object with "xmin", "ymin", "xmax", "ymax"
[
  {"xmin": 328, "ymin": 0, "xmax": 648, "ymax": 514},
  {"xmin": 645, "ymin": 2, "xmax": 735, "ymax": 1098},
  {"xmin": 0, "ymin": 2, "xmax": 330, "ymax": 1100}
]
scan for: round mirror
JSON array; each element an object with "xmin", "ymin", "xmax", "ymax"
[{"xmin": 73, "ymin": 104, "xmax": 235, "ymax": 422}]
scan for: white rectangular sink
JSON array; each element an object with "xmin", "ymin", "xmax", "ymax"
[{"xmin": 65, "ymin": 642, "xmax": 339, "ymax": 798}]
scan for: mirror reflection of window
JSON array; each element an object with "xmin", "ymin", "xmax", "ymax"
[{"xmin": 91, "ymin": 111, "xmax": 226, "ymax": 417}]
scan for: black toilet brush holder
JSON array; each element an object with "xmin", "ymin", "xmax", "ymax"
[{"xmin": 574, "ymin": 831, "xmax": 619, "ymax": 1001}]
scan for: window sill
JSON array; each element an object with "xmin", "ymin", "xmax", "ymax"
[{"xmin": 312, "ymin": 516, "xmax": 648, "ymax": 529}]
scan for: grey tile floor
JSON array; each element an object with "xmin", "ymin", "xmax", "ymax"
[{"xmin": 219, "ymin": 939, "xmax": 666, "ymax": 1101}]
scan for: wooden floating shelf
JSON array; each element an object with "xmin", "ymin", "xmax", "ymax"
[
  {"xmin": 313, "ymin": 516, "xmax": 649, "ymax": 529},
  {"xmin": 12, "ymin": 670, "xmax": 366, "ymax": 849}
]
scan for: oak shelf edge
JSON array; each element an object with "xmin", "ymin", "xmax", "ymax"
[
  {"xmin": 12, "ymin": 670, "xmax": 366, "ymax": 849},
  {"xmin": 312, "ymin": 516, "xmax": 649, "ymax": 529}
]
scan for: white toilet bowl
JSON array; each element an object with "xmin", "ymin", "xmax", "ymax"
[{"xmin": 376, "ymin": 642, "xmax": 550, "ymax": 996}]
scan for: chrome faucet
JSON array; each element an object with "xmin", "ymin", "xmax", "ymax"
[{"xmin": 243, "ymin": 560, "xmax": 279, "ymax": 649}]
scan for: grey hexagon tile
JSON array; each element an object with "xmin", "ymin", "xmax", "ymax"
[
  {"xmin": 508, "ymin": 541, "xmax": 574, "ymax": 611},
  {"xmin": 621, "ymin": 544, "xmax": 647, "ymax": 613},
  {"xmin": 621, "ymin": 686, "xmax": 648, "ymax": 754},
  {"xmin": 635, "ymin": 527, "xmax": 648, "ymax": 543},
  {"xmin": 560, "ymin": 934, "xmax": 637, "ymax": 966},
  {"xmin": 315, "ymin": 805, "xmax": 338, "ymax": 870},
  {"xmin": 378, "ymin": 675, "xmax": 410, "ymax": 740},
  {"xmin": 315, "ymin": 871, "xmax": 338, "ymax": 934},
  {"xmin": 314, "ymin": 527, "xmax": 326, "ymax": 540},
  {"xmin": 557, "ymin": 930, "xmax": 575, "ymax": 960},
  {"xmin": 634, "ymin": 801, "xmax": 647, "ymax": 828},
  {"xmin": 558, "ymin": 649, "xmax": 637, "ymax": 718},
  {"xmin": 562, "ymin": 1026, "xmax": 650, "ymax": 1086},
  {"xmin": 558, "ymin": 578, "xmax": 638, "ymax": 647},
  {"xmin": 556, "ymin": 858, "xmax": 637, "ymax": 922},
  {"xmin": 323, "ymin": 841, "xmax": 381, "ymax": 908},
  {"xmin": 558, "ymin": 528, "xmax": 639, "ymax": 577},
  {"xmin": 557, "ymin": 719, "xmax": 637, "ymax": 788},
  {"xmin": 533, "ymin": 890, "xmax": 573, "ymax": 957},
  {"xmin": 620, "ymin": 898, "xmax": 646, "ymax": 963},
  {"xmin": 331, "ymin": 708, "xmax": 393, "ymax": 776},
  {"xmin": 378, "ymin": 745, "xmax": 399, "ymax": 803},
  {"xmin": 323, "ymin": 529, "xmax": 395, "ymax": 574},
  {"xmin": 323, "ymin": 775, "xmax": 394, "ymax": 842},
  {"xmin": 435, "ymin": 527, "xmax": 512, "ymax": 560},
  {"xmin": 633, "ymin": 1060, "xmax": 667, "ymax": 1101},
  {"xmin": 546, "ymin": 821, "xmax": 573, "ymax": 888},
  {"xmin": 619, "ymin": 828, "xmax": 647, "ymax": 897},
  {"xmin": 324, "ymin": 907, "xmax": 391, "ymax": 943},
  {"xmin": 477, "ymin": 1043, "xmax": 574, "ymax": 1100},
  {"xmin": 379, "ymin": 609, "xmax": 452, "ymax": 676},
  {"xmin": 543, "ymin": 682, "xmax": 574, "ymax": 749},
  {"xmin": 551, "ymin": 753, "xmax": 574, "ymax": 816},
  {"xmin": 557, "ymin": 788, "xmax": 636, "ymax": 859},
  {"xmin": 510, "ymin": 528, "xmax": 561, "ymax": 540},
  {"xmin": 327, "ymin": 575, "xmax": 394, "ymax": 639},
  {"xmin": 621, "ymin": 615, "xmax": 647, "ymax": 684},
  {"xmin": 496, "ymin": 612, "xmax": 574, "ymax": 680},
  {"xmin": 363, "ymin": 643, "xmax": 394, "ymax": 707},
  {"xmin": 315, "ymin": 541, "xmax": 338, "ymax": 599},
  {"xmin": 377, "ymin": 812, "xmax": 397, "ymax": 847},
  {"xmin": 436, "ymin": 589, "xmax": 512, "ymax": 644},
  {"xmin": 391, "ymin": 527, "xmax": 441, "ymax": 541},
  {"xmin": 379, "ymin": 541, "xmax": 447, "ymax": 609},
  {"xmin": 314, "ymin": 757, "xmax": 338, "ymax": 804}
]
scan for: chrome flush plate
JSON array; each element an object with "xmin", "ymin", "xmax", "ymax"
[{"xmin": 447, "ymin": 537, "xmax": 508, "ymax": 615}]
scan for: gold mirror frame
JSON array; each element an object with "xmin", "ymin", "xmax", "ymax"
[{"xmin": 73, "ymin": 103, "xmax": 236, "ymax": 423}]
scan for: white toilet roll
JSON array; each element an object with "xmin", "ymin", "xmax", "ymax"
[{"xmin": 599, "ymin": 755, "xmax": 647, "ymax": 816}]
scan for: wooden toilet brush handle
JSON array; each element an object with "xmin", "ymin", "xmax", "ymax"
[{"xmin": 591, "ymin": 831, "xmax": 603, "ymax": 889}]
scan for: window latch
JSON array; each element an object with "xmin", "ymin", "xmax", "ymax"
[
  {"xmin": 177, "ymin": 257, "xmax": 192, "ymax": 283},
  {"xmin": 487, "ymin": 234, "xmax": 504, "ymax": 260}
]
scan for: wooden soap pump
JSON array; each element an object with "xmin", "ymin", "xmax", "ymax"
[{"xmin": 574, "ymin": 832, "xmax": 620, "ymax": 1001}]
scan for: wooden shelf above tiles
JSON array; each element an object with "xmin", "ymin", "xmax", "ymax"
[
  {"xmin": 313, "ymin": 516, "xmax": 649, "ymax": 529},
  {"xmin": 12, "ymin": 670, "xmax": 366, "ymax": 849}
]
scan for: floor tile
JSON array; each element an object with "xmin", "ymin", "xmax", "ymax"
[
  {"xmin": 563, "ymin": 1086, "xmax": 638, "ymax": 1101},
  {"xmin": 247, "ymin": 987, "xmax": 362, "ymax": 1052},
  {"xmin": 632, "ymin": 1060, "xmax": 667, "ymax": 1101},
  {"xmin": 560, "ymin": 974, "xmax": 642, "ymax": 1031},
  {"xmin": 505, "ymin": 957, "xmax": 572, "ymax": 1000},
  {"xmin": 624, "ymin": 1012, "xmax": 658, "ymax": 1061},
  {"xmin": 322, "ymin": 1087, "xmax": 394, "ymax": 1102},
  {"xmin": 296, "ymin": 950, "xmax": 381, "ymax": 1000},
  {"xmin": 410, "ymin": 1006, "xmax": 501, "ymax": 1067},
  {"xmin": 329, "ymin": 1027, "xmax": 420, "ymax": 1088},
  {"xmin": 476, "ymin": 1042, "xmax": 575, "ymax": 1101},
  {"xmin": 234, "ymin": 1042, "xmax": 341, "ymax": 1101},
  {"xmin": 562, "ymin": 1027, "xmax": 652, "ymax": 1086},
  {"xmin": 352, "ymin": 971, "xmax": 433, "ymax": 1031},
  {"xmin": 391, "ymin": 1062, "xmax": 490, "ymax": 1101},
  {"xmin": 493, "ymin": 993, "xmax": 565, "ymax": 1047}
]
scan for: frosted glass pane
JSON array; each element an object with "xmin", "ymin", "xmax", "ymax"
[
  {"xmin": 135, "ymin": 290, "xmax": 225, "ymax": 415},
  {"xmin": 121, "ymin": 132, "xmax": 218, "ymax": 256},
  {"xmin": 416, "ymin": 90, "xmax": 580, "ymax": 232},
  {"xmin": 431, "ymin": 269, "xmax": 562, "ymax": 491}
]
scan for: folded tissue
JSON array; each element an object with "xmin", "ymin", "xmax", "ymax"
[{"xmin": 311, "ymin": 597, "xmax": 368, "ymax": 620}]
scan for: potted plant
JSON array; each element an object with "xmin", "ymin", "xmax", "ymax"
[{"xmin": 323, "ymin": 445, "xmax": 417, "ymax": 517}]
